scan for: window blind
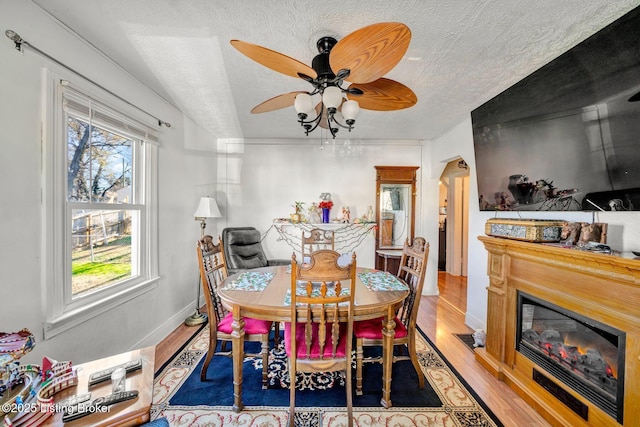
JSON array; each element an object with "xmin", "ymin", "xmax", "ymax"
[{"xmin": 61, "ymin": 82, "xmax": 159, "ymax": 144}]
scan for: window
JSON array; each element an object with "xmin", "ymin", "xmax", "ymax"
[{"xmin": 43, "ymin": 72, "xmax": 159, "ymax": 338}]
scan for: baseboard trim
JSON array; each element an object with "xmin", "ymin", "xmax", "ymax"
[{"xmin": 131, "ymin": 303, "xmax": 196, "ymax": 351}]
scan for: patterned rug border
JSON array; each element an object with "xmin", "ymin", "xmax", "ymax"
[
  {"xmin": 152, "ymin": 324, "xmax": 504, "ymax": 427},
  {"xmin": 154, "ymin": 322, "xmax": 207, "ymax": 376}
]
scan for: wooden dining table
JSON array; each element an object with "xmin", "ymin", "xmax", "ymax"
[{"xmin": 217, "ymin": 264, "xmax": 409, "ymax": 412}]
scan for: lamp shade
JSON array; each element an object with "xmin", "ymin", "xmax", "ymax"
[
  {"xmin": 194, "ymin": 197, "xmax": 221, "ymax": 219},
  {"xmin": 294, "ymin": 93, "xmax": 313, "ymax": 115},
  {"xmin": 322, "ymin": 86, "xmax": 343, "ymax": 110},
  {"xmin": 341, "ymin": 100, "xmax": 360, "ymax": 121}
]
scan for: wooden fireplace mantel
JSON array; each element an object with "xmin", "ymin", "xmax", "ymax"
[{"xmin": 477, "ymin": 236, "xmax": 639, "ymax": 427}]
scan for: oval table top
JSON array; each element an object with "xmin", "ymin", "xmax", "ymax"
[{"xmin": 217, "ymin": 265, "xmax": 409, "ymax": 322}]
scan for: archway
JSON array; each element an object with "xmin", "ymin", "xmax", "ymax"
[{"xmin": 437, "ymin": 158, "xmax": 469, "ymax": 310}]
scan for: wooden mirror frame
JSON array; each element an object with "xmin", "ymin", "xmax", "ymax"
[{"xmin": 374, "ymin": 166, "xmax": 419, "ymax": 272}]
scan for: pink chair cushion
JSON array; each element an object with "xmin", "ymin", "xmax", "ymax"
[
  {"xmin": 217, "ymin": 312, "xmax": 272, "ymax": 335},
  {"xmin": 353, "ymin": 316, "xmax": 408, "ymax": 339},
  {"xmin": 284, "ymin": 322, "xmax": 348, "ymax": 358}
]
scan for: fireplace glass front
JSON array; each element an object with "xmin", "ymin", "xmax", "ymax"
[{"xmin": 516, "ymin": 292, "xmax": 625, "ymax": 423}]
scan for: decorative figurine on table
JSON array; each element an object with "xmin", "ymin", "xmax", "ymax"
[
  {"xmin": 560, "ymin": 221, "xmax": 582, "ymax": 246},
  {"xmin": 577, "ymin": 222, "xmax": 605, "ymax": 246},
  {"xmin": 308, "ymin": 202, "xmax": 321, "ymax": 224},
  {"xmin": 366, "ymin": 205, "xmax": 374, "ymax": 222},
  {"xmin": 341, "ymin": 206, "xmax": 351, "ymax": 223}
]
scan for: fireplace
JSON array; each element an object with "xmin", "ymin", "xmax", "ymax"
[
  {"xmin": 477, "ymin": 235, "xmax": 639, "ymax": 426},
  {"xmin": 516, "ymin": 292, "xmax": 625, "ymax": 422}
]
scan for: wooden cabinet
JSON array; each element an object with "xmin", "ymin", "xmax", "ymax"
[{"xmin": 380, "ymin": 217, "xmax": 394, "ymax": 247}]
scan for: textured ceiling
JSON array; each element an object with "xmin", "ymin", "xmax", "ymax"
[{"xmin": 30, "ymin": 0, "xmax": 640, "ymax": 141}]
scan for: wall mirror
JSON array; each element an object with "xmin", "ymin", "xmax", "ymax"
[
  {"xmin": 379, "ymin": 183, "xmax": 412, "ymax": 247},
  {"xmin": 374, "ymin": 166, "xmax": 418, "ymax": 271}
]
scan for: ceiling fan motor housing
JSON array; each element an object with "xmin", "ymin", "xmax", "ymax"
[{"xmin": 312, "ymin": 54, "xmax": 335, "ymax": 83}]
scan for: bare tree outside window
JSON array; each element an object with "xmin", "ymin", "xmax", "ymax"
[{"xmin": 67, "ymin": 116, "xmax": 136, "ymax": 296}]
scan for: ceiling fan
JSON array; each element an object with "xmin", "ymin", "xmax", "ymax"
[{"xmin": 230, "ymin": 22, "xmax": 417, "ymax": 138}]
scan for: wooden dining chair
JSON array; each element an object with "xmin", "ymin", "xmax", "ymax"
[
  {"xmin": 286, "ymin": 250, "xmax": 357, "ymax": 427},
  {"xmin": 354, "ymin": 237, "xmax": 429, "ymax": 396},
  {"xmin": 301, "ymin": 228, "xmax": 335, "ymax": 262},
  {"xmin": 197, "ymin": 235, "xmax": 273, "ymax": 386}
]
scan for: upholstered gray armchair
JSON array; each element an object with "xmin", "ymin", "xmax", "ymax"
[{"xmin": 222, "ymin": 227, "xmax": 289, "ymax": 275}]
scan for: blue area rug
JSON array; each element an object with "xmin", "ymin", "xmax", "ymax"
[
  {"xmin": 168, "ymin": 336, "xmax": 440, "ymax": 408},
  {"xmin": 151, "ymin": 325, "xmax": 504, "ymax": 426}
]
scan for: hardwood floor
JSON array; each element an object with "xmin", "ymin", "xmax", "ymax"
[
  {"xmin": 423, "ymin": 272, "xmax": 550, "ymax": 426},
  {"xmin": 155, "ymin": 272, "xmax": 550, "ymax": 427}
]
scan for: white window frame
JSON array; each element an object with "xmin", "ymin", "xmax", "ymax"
[{"xmin": 42, "ymin": 69, "xmax": 159, "ymax": 339}]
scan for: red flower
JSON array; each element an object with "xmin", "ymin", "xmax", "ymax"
[{"xmin": 318, "ymin": 200, "xmax": 333, "ymax": 210}]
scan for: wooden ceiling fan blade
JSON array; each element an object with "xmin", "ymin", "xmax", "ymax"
[
  {"xmin": 347, "ymin": 78, "xmax": 417, "ymax": 111},
  {"xmin": 231, "ymin": 40, "xmax": 317, "ymax": 79},
  {"xmin": 251, "ymin": 91, "xmax": 308, "ymax": 114},
  {"xmin": 330, "ymin": 22, "xmax": 411, "ymax": 84}
]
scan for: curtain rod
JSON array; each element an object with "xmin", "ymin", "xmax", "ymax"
[{"xmin": 5, "ymin": 29, "xmax": 171, "ymax": 128}]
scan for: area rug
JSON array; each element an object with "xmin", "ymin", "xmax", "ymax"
[{"xmin": 151, "ymin": 325, "xmax": 503, "ymax": 426}]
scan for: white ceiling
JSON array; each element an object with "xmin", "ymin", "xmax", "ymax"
[{"xmin": 30, "ymin": 0, "xmax": 639, "ymax": 141}]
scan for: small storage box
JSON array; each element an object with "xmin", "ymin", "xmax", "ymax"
[{"xmin": 485, "ymin": 218, "xmax": 565, "ymax": 242}]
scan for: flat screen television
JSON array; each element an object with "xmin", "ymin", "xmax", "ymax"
[{"xmin": 472, "ymin": 6, "xmax": 640, "ymax": 212}]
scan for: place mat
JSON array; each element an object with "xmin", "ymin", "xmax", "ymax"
[
  {"xmin": 220, "ymin": 271, "xmax": 275, "ymax": 291},
  {"xmin": 283, "ymin": 284, "xmax": 351, "ymax": 306},
  {"xmin": 358, "ymin": 271, "xmax": 408, "ymax": 291}
]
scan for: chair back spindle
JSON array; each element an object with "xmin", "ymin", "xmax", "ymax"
[
  {"xmin": 287, "ymin": 249, "xmax": 356, "ymax": 427},
  {"xmin": 301, "ymin": 228, "xmax": 335, "ymax": 261}
]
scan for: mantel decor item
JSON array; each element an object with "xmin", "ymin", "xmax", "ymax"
[
  {"xmin": 319, "ymin": 193, "xmax": 333, "ymax": 224},
  {"xmin": 291, "ymin": 201, "xmax": 305, "ymax": 223},
  {"xmin": 319, "ymin": 201, "xmax": 333, "ymax": 223},
  {"xmin": 485, "ymin": 218, "xmax": 565, "ymax": 243}
]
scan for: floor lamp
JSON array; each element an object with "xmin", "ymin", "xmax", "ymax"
[{"xmin": 185, "ymin": 196, "xmax": 222, "ymax": 326}]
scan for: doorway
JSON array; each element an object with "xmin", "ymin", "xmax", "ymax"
[{"xmin": 437, "ymin": 158, "xmax": 469, "ymax": 312}]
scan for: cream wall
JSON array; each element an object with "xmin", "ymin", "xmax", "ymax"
[
  {"xmin": 214, "ymin": 139, "xmax": 424, "ymax": 270},
  {"xmin": 0, "ymin": 2, "xmax": 216, "ymax": 364}
]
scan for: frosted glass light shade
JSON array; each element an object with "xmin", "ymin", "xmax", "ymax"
[
  {"xmin": 341, "ymin": 100, "xmax": 360, "ymax": 120},
  {"xmin": 294, "ymin": 93, "xmax": 313, "ymax": 114},
  {"xmin": 322, "ymin": 86, "xmax": 343, "ymax": 110},
  {"xmin": 194, "ymin": 197, "xmax": 221, "ymax": 219}
]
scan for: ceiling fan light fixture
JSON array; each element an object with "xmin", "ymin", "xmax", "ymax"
[
  {"xmin": 231, "ymin": 23, "xmax": 417, "ymax": 139},
  {"xmin": 294, "ymin": 93, "xmax": 313, "ymax": 119},
  {"xmin": 341, "ymin": 99, "xmax": 360, "ymax": 123},
  {"xmin": 322, "ymin": 86, "xmax": 343, "ymax": 112}
]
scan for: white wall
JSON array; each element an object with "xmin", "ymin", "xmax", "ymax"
[
  {"xmin": 215, "ymin": 139, "xmax": 423, "ymax": 269},
  {"xmin": 0, "ymin": 2, "xmax": 215, "ymax": 364},
  {"xmin": 430, "ymin": 118, "xmax": 640, "ymax": 330}
]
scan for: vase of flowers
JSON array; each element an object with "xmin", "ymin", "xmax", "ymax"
[{"xmin": 318, "ymin": 200, "xmax": 333, "ymax": 223}]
